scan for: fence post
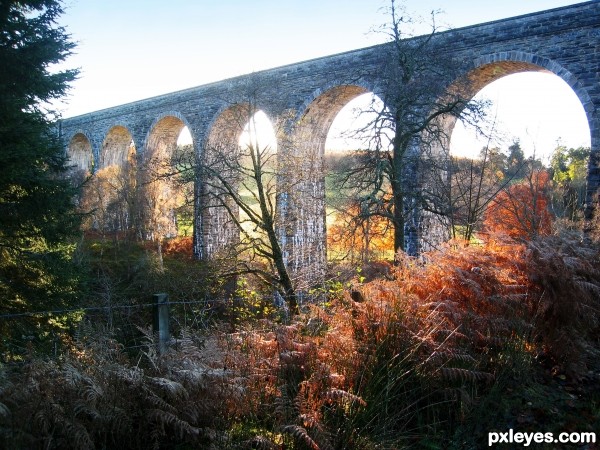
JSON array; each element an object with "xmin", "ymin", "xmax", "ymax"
[{"xmin": 153, "ymin": 293, "xmax": 170, "ymax": 354}]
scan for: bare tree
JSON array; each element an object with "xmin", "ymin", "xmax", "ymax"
[
  {"xmin": 338, "ymin": 0, "xmax": 488, "ymax": 257},
  {"xmin": 200, "ymin": 104, "xmax": 300, "ymax": 314},
  {"xmin": 446, "ymin": 141, "xmax": 519, "ymax": 242},
  {"xmin": 79, "ymin": 144, "xmax": 138, "ymax": 237},
  {"xmin": 130, "ymin": 75, "xmax": 304, "ymax": 313}
]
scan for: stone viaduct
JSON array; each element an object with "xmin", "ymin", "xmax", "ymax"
[{"xmin": 60, "ymin": 1, "xmax": 600, "ymax": 289}]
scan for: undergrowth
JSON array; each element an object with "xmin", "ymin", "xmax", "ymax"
[{"xmin": 0, "ymin": 233, "xmax": 598, "ymax": 449}]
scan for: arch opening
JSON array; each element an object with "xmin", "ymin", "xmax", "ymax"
[
  {"xmin": 67, "ymin": 132, "xmax": 93, "ymax": 176},
  {"xmin": 238, "ymin": 111, "xmax": 278, "ymax": 260},
  {"xmin": 451, "ymin": 65, "xmax": 591, "ymax": 162},
  {"xmin": 321, "ymin": 90, "xmax": 394, "ymax": 264},
  {"xmin": 326, "ymin": 92, "xmax": 392, "ymax": 153},
  {"xmin": 203, "ymin": 105, "xmax": 279, "ymax": 257},
  {"xmin": 143, "ymin": 116, "xmax": 194, "ymax": 242},
  {"xmin": 239, "ymin": 110, "xmax": 277, "ymax": 151},
  {"xmin": 81, "ymin": 126, "xmax": 137, "ymax": 234},
  {"xmin": 101, "ymin": 125, "xmax": 136, "ymax": 169},
  {"xmin": 447, "ymin": 62, "xmax": 592, "ymax": 239}
]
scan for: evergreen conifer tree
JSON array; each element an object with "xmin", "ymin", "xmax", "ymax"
[{"xmin": 0, "ymin": 0, "xmax": 81, "ymax": 355}]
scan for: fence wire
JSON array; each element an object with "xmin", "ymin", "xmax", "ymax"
[
  {"xmin": 0, "ymin": 299, "xmax": 217, "ymax": 320},
  {"xmin": 0, "ymin": 293, "xmax": 288, "ymax": 356}
]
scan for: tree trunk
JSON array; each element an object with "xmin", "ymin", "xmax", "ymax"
[
  {"xmin": 393, "ymin": 186, "xmax": 405, "ymax": 258},
  {"xmin": 391, "ymin": 130, "xmax": 408, "ymax": 259},
  {"xmin": 192, "ymin": 164, "xmax": 204, "ymax": 260},
  {"xmin": 254, "ymin": 151, "xmax": 299, "ymax": 315},
  {"xmin": 266, "ymin": 221, "xmax": 299, "ymax": 315}
]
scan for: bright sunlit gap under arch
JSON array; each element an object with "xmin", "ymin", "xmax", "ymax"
[
  {"xmin": 177, "ymin": 126, "xmax": 192, "ymax": 146},
  {"xmin": 239, "ymin": 111, "xmax": 278, "ymax": 151},
  {"xmin": 326, "ymin": 93, "xmax": 390, "ymax": 153},
  {"xmin": 175, "ymin": 111, "xmax": 278, "ymax": 150},
  {"xmin": 175, "ymin": 111, "xmax": 279, "ymax": 150},
  {"xmin": 324, "ymin": 73, "xmax": 591, "ymax": 164},
  {"xmin": 450, "ymin": 72, "xmax": 591, "ymax": 163}
]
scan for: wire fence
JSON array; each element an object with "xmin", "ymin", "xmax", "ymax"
[
  {"xmin": 0, "ymin": 296, "xmax": 213, "ymax": 357},
  {"xmin": 0, "ymin": 292, "xmax": 285, "ymax": 358},
  {"xmin": 0, "ymin": 298, "xmax": 212, "ymax": 320}
]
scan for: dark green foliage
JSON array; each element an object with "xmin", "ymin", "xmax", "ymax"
[
  {"xmin": 505, "ymin": 140, "xmax": 526, "ymax": 180},
  {"xmin": 78, "ymin": 236, "xmax": 225, "ymax": 353},
  {"xmin": 550, "ymin": 145, "xmax": 590, "ymax": 221},
  {"xmin": 0, "ymin": 0, "xmax": 81, "ymax": 356}
]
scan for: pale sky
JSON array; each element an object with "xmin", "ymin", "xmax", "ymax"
[{"xmin": 56, "ymin": 0, "xmax": 592, "ymax": 159}]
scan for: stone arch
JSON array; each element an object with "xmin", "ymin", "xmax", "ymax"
[
  {"xmin": 201, "ymin": 102, "xmax": 268, "ymax": 257},
  {"xmin": 206, "ymin": 102, "xmax": 255, "ymax": 148},
  {"xmin": 298, "ymin": 80, "xmax": 377, "ymax": 121},
  {"xmin": 80, "ymin": 125, "xmax": 138, "ymax": 234},
  {"xmin": 66, "ymin": 131, "xmax": 94, "ymax": 174},
  {"xmin": 446, "ymin": 52, "xmax": 594, "ymax": 143},
  {"xmin": 448, "ymin": 51, "xmax": 597, "ymax": 219},
  {"xmin": 470, "ymin": 52, "xmax": 594, "ymax": 120},
  {"xmin": 100, "ymin": 125, "xmax": 136, "ymax": 169},
  {"xmin": 142, "ymin": 112, "xmax": 195, "ymax": 241},
  {"xmin": 145, "ymin": 111, "xmax": 193, "ymax": 160},
  {"xmin": 277, "ymin": 83, "xmax": 375, "ymax": 290},
  {"xmin": 295, "ymin": 83, "xmax": 373, "ymax": 156}
]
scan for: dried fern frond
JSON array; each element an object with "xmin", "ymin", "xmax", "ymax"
[
  {"xmin": 575, "ymin": 280, "xmax": 600, "ymax": 298},
  {"xmin": 173, "ymin": 367, "xmax": 210, "ymax": 388},
  {"xmin": 439, "ymin": 367, "xmax": 495, "ymax": 384},
  {"xmin": 324, "ymin": 388, "xmax": 367, "ymax": 407},
  {"xmin": 148, "ymin": 377, "xmax": 189, "ymax": 400},
  {"xmin": 73, "ymin": 400, "xmax": 101, "ymax": 422},
  {"xmin": 0, "ymin": 402, "xmax": 9, "ymax": 419},
  {"xmin": 142, "ymin": 385, "xmax": 178, "ymax": 415},
  {"xmin": 242, "ymin": 435, "xmax": 280, "ymax": 449},
  {"xmin": 61, "ymin": 420, "xmax": 94, "ymax": 450},
  {"xmin": 281, "ymin": 425, "xmax": 320, "ymax": 450},
  {"xmin": 147, "ymin": 408, "xmax": 200, "ymax": 439},
  {"xmin": 426, "ymin": 350, "xmax": 476, "ymax": 366}
]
